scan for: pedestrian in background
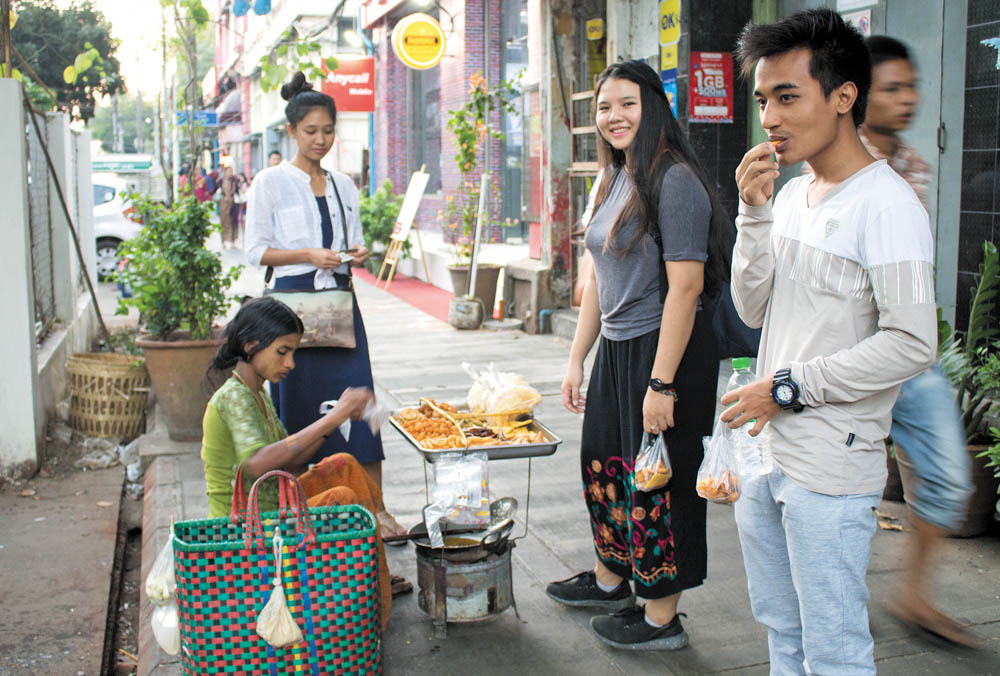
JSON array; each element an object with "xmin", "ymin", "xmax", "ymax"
[
  {"xmin": 725, "ymin": 10, "xmax": 937, "ymax": 674},
  {"xmin": 268, "ymin": 149, "xmax": 282, "ymax": 167},
  {"xmin": 548, "ymin": 59, "xmax": 733, "ymax": 651},
  {"xmin": 244, "ymin": 71, "xmax": 407, "ymax": 543},
  {"xmin": 218, "ymin": 165, "xmax": 238, "ymax": 248},
  {"xmin": 860, "ymin": 34, "xmax": 977, "ymax": 647}
]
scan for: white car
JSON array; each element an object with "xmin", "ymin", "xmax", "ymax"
[{"xmin": 93, "ymin": 176, "xmax": 143, "ymax": 280}]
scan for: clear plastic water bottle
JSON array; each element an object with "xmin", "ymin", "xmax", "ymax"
[{"xmin": 726, "ymin": 357, "xmax": 774, "ymax": 476}]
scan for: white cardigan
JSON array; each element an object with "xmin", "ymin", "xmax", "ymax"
[{"xmin": 245, "ymin": 161, "xmax": 363, "ymax": 281}]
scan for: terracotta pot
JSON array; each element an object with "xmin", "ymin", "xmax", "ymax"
[
  {"xmin": 883, "ymin": 447, "xmax": 904, "ymax": 502},
  {"xmin": 896, "ymin": 444, "xmax": 999, "ymax": 538},
  {"xmin": 136, "ymin": 330, "xmax": 224, "ymax": 441},
  {"xmin": 448, "ymin": 264, "xmax": 501, "ymax": 317}
]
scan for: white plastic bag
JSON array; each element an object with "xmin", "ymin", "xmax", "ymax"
[
  {"xmin": 151, "ymin": 600, "xmax": 181, "ymax": 655},
  {"xmin": 634, "ymin": 433, "xmax": 673, "ymax": 492},
  {"xmin": 145, "ymin": 534, "xmax": 180, "ymax": 655},
  {"xmin": 145, "ymin": 536, "xmax": 176, "ymax": 605},
  {"xmin": 318, "ymin": 399, "xmax": 355, "ymax": 442},
  {"xmin": 256, "ymin": 534, "xmax": 304, "ymax": 648},
  {"xmin": 425, "ymin": 452, "xmax": 490, "ymax": 547},
  {"xmin": 319, "ymin": 398, "xmax": 391, "ymax": 442}
]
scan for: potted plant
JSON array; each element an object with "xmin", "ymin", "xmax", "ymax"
[
  {"xmin": 441, "ymin": 72, "xmax": 519, "ymax": 322},
  {"xmin": 360, "ymin": 179, "xmax": 406, "ymax": 276},
  {"xmin": 896, "ymin": 241, "xmax": 1000, "ymax": 536},
  {"xmin": 115, "ymin": 194, "xmax": 243, "ymax": 441}
]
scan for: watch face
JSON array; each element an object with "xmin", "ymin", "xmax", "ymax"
[{"xmin": 775, "ymin": 383, "xmax": 795, "ymax": 405}]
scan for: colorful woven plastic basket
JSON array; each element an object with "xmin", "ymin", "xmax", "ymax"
[{"xmin": 172, "ymin": 470, "xmax": 382, "ymax": 675}]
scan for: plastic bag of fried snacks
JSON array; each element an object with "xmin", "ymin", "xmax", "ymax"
[
  {"xmin": 696, "ymin": 433, "xmax": 741, "ymax": 504},
  {"xmin": 634, "ymin": 432, "xmax": 673, "ymax": 492}
]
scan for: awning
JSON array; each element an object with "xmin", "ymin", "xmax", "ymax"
[
  {"xmin": 216, "ymin": 88, "xmax": 242, "ymax": 125},
  {"xmin": 362, "ymin": 0, "xmax": 408, "ymax": 28}
]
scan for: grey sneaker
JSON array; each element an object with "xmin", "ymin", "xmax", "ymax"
[
  {"xmin": 545, "ymin": 571, "xmax": 635, "ymax": 611},
  {"xmin": 591, "ymin": 607, "xmax": 689, "ymax": 651}
]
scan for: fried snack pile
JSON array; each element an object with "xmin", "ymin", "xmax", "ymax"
[
  {"xmin": 696, "ymin": 471, "xmax": 740, "ymax": 504},
  {"xmin": 634, "ymin": 458, "xmax": 672, "ymax": 492},
  {"xmin": 393, "ymin": 398, "xmax": 546, "ymax": 450}
]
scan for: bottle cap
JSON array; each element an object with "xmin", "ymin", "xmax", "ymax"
[{"xmin": 731, "ymin": 357, "xmax": 751, "ymax": 370}]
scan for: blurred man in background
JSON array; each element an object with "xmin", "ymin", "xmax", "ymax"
[{"xmin": 861, "ymin": 34, "xmax": 978, "ymax": 648}]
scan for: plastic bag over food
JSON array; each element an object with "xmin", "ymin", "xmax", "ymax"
[
  {"xmin": 463, "ymin": 362, "xmax": 542, "ymax": 417},
  {"xmin": 424, "ymin": 451, "xmax": 490, "ymax": 548},
  {"xmin": 634, "ymin": 432, "xmax": 672, "ymax": 492},
  {"xmin": 696, "ymin": 417, "xmax": 741, "ymax": 504}
]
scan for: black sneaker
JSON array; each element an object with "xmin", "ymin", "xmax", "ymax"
[
  {"xmin": 545, "ymin": 571, "xmax": 635, "ymax": 611},
  {"xmin": 590, "ymin": 607, "xmax": 689, "ymax": 651}
]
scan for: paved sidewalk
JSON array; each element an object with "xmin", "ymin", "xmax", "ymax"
[{"xmin": 139, "ymin": 275, "xmax": 1000, "ymax": 675}]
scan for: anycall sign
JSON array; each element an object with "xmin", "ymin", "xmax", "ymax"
[
  {"xmin": 321, "ymin": 56, "xmax": 376, "ymax": 113},
  {"xmin": 689, "ymin": 52, "xmax": 733, "ymax": 124}
]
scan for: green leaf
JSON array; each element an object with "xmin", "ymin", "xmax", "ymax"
[
  {"xmin": 277, "ymin": 44, "xmax": 288, "ymax": 57},
  {"xmin": 296, "ymin": 43, "xmax": 309, "ymax": 57},
  {"xmin": 191, "ymin": 5, "xmax": 209, "ymax": 25},
  {"xmin": 324, "ymin": 56, "xmax": 339, "ymax": 71},
  {"xmin": 74, "ymin": 52, "xmax": 93, "ymax": 72},
  {"xmin": 10, "ymin": 68, "xmax": 23, "ymax": 81},
  {"xmin": 63, "ymin": 65, "xmax": 78, "ymax": 84}
]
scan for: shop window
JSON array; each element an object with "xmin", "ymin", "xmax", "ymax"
[
  {"xmin": 409, "ymin": 66, "xmax": 442, "ymax": 192},
  {"xmin": 501, "ymin": 0, "xmax": 529, "ymax": 241}
]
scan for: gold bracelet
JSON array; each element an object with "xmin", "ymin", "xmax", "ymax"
[{"xmin": 285, "ymin": 433, "xmax": 299, "ymax": 454}]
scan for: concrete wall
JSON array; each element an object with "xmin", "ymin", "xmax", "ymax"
[
  {"xmin": 0, "ymin": 81, "xmax": 43, "ymax": 478},
  {"xmin": 0, "ymin": 84, "xmax": 100, "ymax": 479}
]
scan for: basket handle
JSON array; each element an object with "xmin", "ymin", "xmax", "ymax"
[
  {"xmin": 230, "ymin": 464, "xmax": 250, "ymax": 524},
  {"xmin": 244, "ymin": 470, "xmax": 316, "ymax": 551}
]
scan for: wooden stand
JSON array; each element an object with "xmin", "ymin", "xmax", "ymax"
[
  {"xmin": 376, "ymin": 166, "xmax": 430, "ymax": 289},
  {"xmin": 377, "ymin": 226, "xmax": 431, "ymax": 289}
]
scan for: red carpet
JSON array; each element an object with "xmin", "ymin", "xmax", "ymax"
[{"xmin": 354, "ymin": 267, "xmax": 453, "ymax": 323}]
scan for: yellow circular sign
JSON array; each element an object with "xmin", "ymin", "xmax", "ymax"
[{"xmin": 391, "ymin": 13, "xmax": 446, "ymax": 70}]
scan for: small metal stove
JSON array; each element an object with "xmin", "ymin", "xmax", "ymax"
[{"xmin": 412, "ymin": 524, "xmax": 517, "ymax": 638}]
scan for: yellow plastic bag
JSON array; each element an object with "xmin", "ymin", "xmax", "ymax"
[{"xmin": 255, "ymin": 535, "xmax": 304, "ymax": 648}]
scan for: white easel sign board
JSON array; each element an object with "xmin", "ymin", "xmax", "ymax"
[{"xmin": 391, "ymin": 170, "xmax": 430, "ymax": 242}]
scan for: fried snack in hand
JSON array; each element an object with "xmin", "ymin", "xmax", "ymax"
[{"xmin": 696, "ymin": 471, "xmax": 740, "ymax": 504}]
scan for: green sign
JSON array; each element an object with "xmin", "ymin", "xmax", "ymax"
[{"xmin": 92, "ymin": 157, "xmax": 154, "ymax": 172}]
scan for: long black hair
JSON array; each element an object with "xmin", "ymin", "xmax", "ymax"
[
  {"xmin": 206, "ymin": 297, "xmax": 304, "ymax": 379},
  {"xmin": 281, "ymin": 71, "xmax": 338, "ymax": 128},
  {"xmin": 592, "ymin": 60, "xmax": 733, "ymax": 295}
]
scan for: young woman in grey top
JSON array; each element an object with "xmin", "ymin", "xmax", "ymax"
[{"xmin": 546, "ymin": 61, "xmax": 734, "ymax": 651}]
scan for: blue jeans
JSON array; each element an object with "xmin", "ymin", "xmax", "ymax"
[
  {"xmin": 734, "ymin": 467, "xmax": 881, "ymax": 676},
  {"xmin": 890, "ymin": 365, "xmax": 973, "ymax": 531}
]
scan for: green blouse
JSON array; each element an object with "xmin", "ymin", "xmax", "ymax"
[{"xmin": 201, "ymin": 376, "xmax": 287, "ymax": 518}]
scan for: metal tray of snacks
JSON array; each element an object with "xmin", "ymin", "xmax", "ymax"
[{"xmin": 388, "ymin": 400, "xmax": 563, "ymax": 462}]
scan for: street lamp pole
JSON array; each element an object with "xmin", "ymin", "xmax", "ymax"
[{"xmin": 356, "ymin": 6, "xmax": 375, "ymax": 197}]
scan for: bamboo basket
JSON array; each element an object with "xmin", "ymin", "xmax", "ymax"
[{"xmin": 66, "ymin": 352, "xmax": 150, "ymax": 440}]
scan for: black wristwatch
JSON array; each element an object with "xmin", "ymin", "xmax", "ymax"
[
  {"xmin": 649, "ymin": 378, "xmax": 678, "ymax": 401},
  {"xmin": 771, "ymin": 368, "xmax": 803, "ymax": 412}
]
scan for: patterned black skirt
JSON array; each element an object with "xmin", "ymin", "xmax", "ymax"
[{"xmin": 580, "ymin": 310, "xmax": 718, "ymax": 598}]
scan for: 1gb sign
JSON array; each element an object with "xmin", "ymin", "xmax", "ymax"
[{"xmin": 689, "ymin": 52, "xmax": 733, "ymax": 124}]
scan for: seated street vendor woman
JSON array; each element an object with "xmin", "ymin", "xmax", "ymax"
[{"xmin": 200, "ymin": 296, "xmax": 410, "ymax": 623}]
